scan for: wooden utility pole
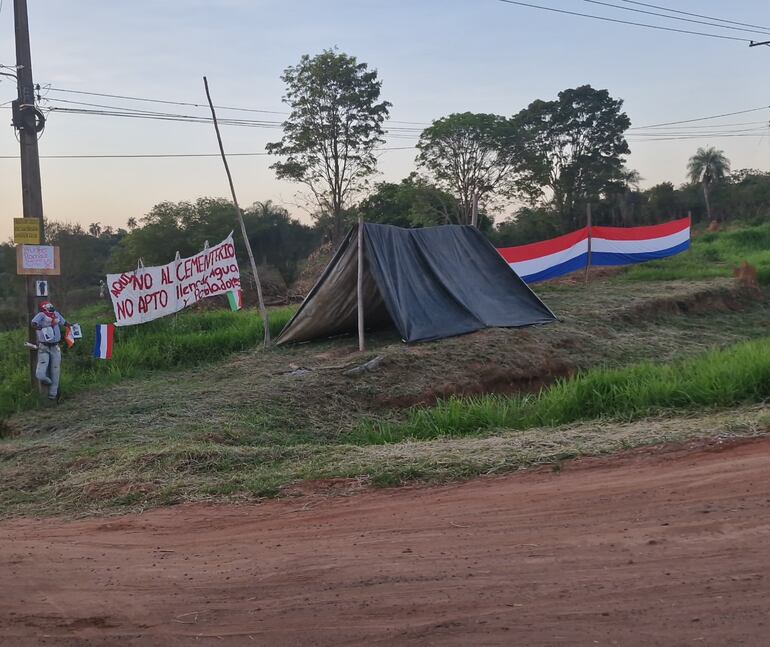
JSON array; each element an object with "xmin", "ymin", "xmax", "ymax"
[
  {"xmin": 203, "ymin": 76, "xmax": 271, "ymax": 347},
  {"xmin": 584, "ymin": 203, "xmax": 592, "ymax": 285},
  {"xmin": 13, "ymin": 0, "xmax": 45, "ymax": 384},
  {"xmin": 357, "ymin": 217, "xmax": 365, "ymax": 352}
]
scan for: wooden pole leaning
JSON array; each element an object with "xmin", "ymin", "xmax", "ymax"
[
  {"xmin": 203, "ymin": 76, "xmax": 270, "ymax": 347},
  {"xmin": 357, "ymin": 217, "xmax": 365, "ymax": 352}
]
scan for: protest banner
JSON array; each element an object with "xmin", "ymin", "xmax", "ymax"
[{"xmin": 106, "ymin": 234, "xmax": 241, "ymax": 326}]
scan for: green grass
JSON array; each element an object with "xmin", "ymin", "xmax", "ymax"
[
  {"xmin": 623, "ymin": 223, "xmax": 770, "ymax": 284},
  {"xmin": 349, "ymin": 336, "xmax": 770, "ymax": 444},
  {"xmin": 0, "ymin": 304, "xmax": 295, "ymax": 420}
]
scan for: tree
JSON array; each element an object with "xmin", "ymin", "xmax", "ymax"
[
  {"xmin": 642, "ymin": 182, "xmax": 687, "ymax": 223},
  {"xmin": 358, "ymin": 174, "xmax": 464, "ymax": 228},
  {"xmin": 266, "ymin": 49, "xmax": 391, "ymax": 241},
  {"xmin": 491, "ymin": 206, "xmax": 561, "ymax": 247},
  {"xmin": 514, "ymin": 85, "xmax": 631, "ymax": 230},
  {"xmin": 416, "ymin": 113, "xmax": 523, "ymax": 225},
  {"xmin": 109, "ymin": 198, "xmax": 319, "ymax": 285},
  {"xmin": 687, "ymin": 147, "xmax": 730, "ymax": 222}
]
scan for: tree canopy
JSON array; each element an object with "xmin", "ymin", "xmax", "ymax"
[
  {"xmin": 416, "ymin": 112, "xmax": 523, "ymax": 225},
  {"xmin": 513, "ymin": 85, "xmax": 631, "ymax": 230},
  {"xmin": 267, "ymin": 49, "xmax": 391, "ymax": 241}
]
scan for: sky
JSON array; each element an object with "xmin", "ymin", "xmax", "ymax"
[{"xmin": 1, "ymin": 0, "xmax": 769, "ymax": 242}]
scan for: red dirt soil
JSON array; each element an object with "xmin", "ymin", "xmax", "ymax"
[{"xmin": 1, "ymin": 437, "xmax": 769, "ymax": 646}]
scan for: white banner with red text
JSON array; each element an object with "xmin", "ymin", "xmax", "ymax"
[{"xmin": 107, "ymin": 234, "xmax": 241, "ymax": 326}]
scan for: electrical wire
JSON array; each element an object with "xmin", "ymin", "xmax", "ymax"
[
  {"xmin": 581, "ymin": 0, "xmax": 770, "ymax": 36},
  {"xmin": 630, "ymin": 106, "xmax": 770, "ymax": 129},
  {"xmin": 616, "ymin": 0, "xmax": 770, "ymax": 32},
  {"xmin": 496, "ymin": 0, "xmax": 752, "ymax": 42},
  {"xmin": 45, "ymin": 86, "xmax": 429, "ymax": 126},
  {"xmin": 0, "ymin": 146, "xmax": 417, "ymax": 160},
  {"xmin": 629, "ymin": 120, "xmax": 770, "ymax": 131},
  {"xmin": 38, "ymin": 97, "xmax": 424, "ymax": 133}
]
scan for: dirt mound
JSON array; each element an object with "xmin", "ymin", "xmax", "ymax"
[
  {"xmin": 379, "ymin": 354, "xmax": 574, "ymax": 408},
  {"xmin": 733, "ymin": 261, "xmax": 762, "ymax": 295},
  {"xmin": 610, "ymin": 281, "xmax": 763, "ymax": 323},
  {"xmin": 2, "ymin": 436, "xmax": 768, "ymax": 646},
  {"xmin": 291, "ymin": 241, "xmax": 334, "ymax": 298},
  {"xmin": 549, "ymin": 266, "xmax": 626, "ymax": 285}
]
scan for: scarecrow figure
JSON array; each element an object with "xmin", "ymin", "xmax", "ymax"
[{"xmin": 30, "ymin": 300, "xmax": 68, "ymax": 402}]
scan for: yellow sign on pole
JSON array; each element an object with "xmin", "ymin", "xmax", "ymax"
[{"xmin": 13, "ymin": 218, "xmax": 41, "ymax": 245}]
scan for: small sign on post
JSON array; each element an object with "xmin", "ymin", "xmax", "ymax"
[
  {"xmin": 35, "ymin": 279, "xmax": 48, "ymax": 297},
  {"xmin": 13, "ymin": 218, "xmax": 41, "ymax": 245},
  {"xmin": 16, "ymin": 244, "xmax": 61, "ymax": 276}
]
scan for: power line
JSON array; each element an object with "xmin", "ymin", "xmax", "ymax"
[
  {"xmin": 45, "ymin": 86, "xmax": 430, "ymax": 126},
  {"xmin": 47, "ymin": 86, "xmax": 287, "ymax": 115},
  {"xmin": 0, "ymin": 146, "xmax": 417, "ymax": 160},
  {"xmin": 628, "ymin": 133, "xmax": 770, "ymax": 142},
  {"xmin": 616, "ymin": 0, "xmax": 770, "ymax": 32},
  {"xmin": 36, "ymin": 97, "xmax": 425, "ymax": 133},
  {"xmin": 629, "ymin": 120, "xmax": 770, "ymax": 131},
  {"xmin": 630, "ymin": 105, "xmax": 770, "ymax": 129},
  {"xmin": 496, "ymin": 0, "xmax": 752, "ymax": 42},
  {"xmin": 582, "ymin": 0, "xmax": 770, "ymax": 36}
]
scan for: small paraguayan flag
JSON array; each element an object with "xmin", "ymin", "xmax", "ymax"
[
  {"xmin": 93, "ymin": 324, "xmax": 115, "ymax": 360},
  {"xmin": 226, "ymin": 289, "xmax": 242, "ymax": 311}
]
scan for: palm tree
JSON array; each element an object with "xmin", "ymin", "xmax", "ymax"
[{"xmin": 687, "ymin": 147, "xmax": 730, "ymax": 222}]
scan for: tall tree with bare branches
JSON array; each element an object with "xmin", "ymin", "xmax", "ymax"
[{"xmin": 416, "ymin": 113, "xmax": 523, "ymax": 225}]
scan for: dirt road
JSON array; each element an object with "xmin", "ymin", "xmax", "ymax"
[{"xmin": 1, "ymin": 437, "xmax": 769, "ymax": 646}]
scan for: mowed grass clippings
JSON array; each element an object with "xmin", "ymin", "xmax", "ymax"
[
  {"xmin": 1, "ymin": 403, "xmax": 767, "ymax": 517},
  {"xmin": 0, "ymin": 303, "xmax": 296, "ymax": 420}
]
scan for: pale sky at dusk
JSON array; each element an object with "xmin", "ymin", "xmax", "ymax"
[{"xmin": 1, "ymin": 0, "xmax": 769, "ymax": 242}]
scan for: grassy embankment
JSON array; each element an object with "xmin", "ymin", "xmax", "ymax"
[
  {"xmin": 2, "ymin": 222, "xmax": 770, "ymax": 515},
  {"xmin": 350, "ymin": 336, "xmax": 770, "ymax": 444},
  {"xmin": 0, "ymin": 302, "xmax": 295, "ymax": 419},
  {"xmin": 623, "ymin": 223, "xmax": 770, "ymax": 283}
]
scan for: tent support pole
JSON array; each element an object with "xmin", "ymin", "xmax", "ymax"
[
  {"xmin": 203, "ymin": 76, "xmax": 270, "ymax": 348},
  {"xmin": 357, "ymin": 217, "xmax": 365, "ymax": 352}
]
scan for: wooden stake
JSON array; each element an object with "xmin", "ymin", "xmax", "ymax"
[
  {"xmin": 357, "ymin": 216, "xmax": 365, "ymax": 352},
  {"xmin": 584, "ymin": 203, "xmax": 592, "ymax": 285},
  {"xmin": 203, "ymin": 76, "xmax": 270, "ymax": 347}
]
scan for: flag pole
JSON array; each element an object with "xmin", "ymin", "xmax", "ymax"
[{"xmin": 584, "ymin": 203, "xmax": 592, "ymax": 285}]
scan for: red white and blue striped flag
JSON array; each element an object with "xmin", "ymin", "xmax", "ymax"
[
  {"xmin": 590, "ymin": 217, "xmax": 691, "ymax": 267},
  {"xmin": 498, "ymin": 217, "xmax": 690, "ymax": 283},
  {"xmin": 93, "ymin": 324, "xmax": 114, "ymax": 360}
]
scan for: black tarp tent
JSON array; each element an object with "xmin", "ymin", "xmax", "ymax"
[{"xmin": 277, "ymin": 222, "xmax": 557, "ymax": 344}]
